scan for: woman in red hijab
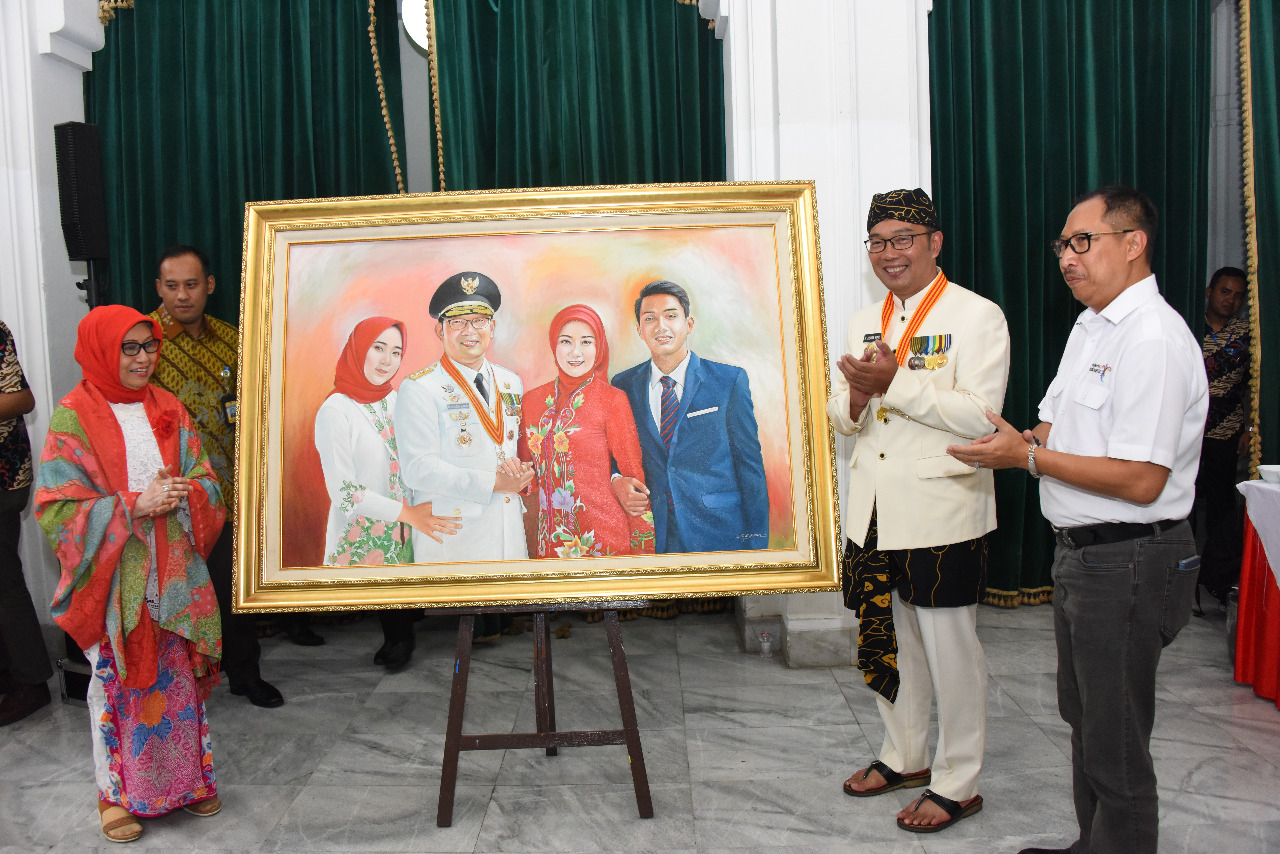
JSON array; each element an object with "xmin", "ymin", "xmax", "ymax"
[
  {"xmin": 35, "ymin": 305, "xmax": 226, "ymax": 842},
  {"xmin": 314, "ymin": 317, "xmax": 457, "ymax": 668},
  {"xmin": 519, "ymin": 304, "xmax": 655, "ymax": 558}
]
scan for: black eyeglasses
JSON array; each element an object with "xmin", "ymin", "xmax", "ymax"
[
  {"xmin": 444, "ymin": 317, "xmax": 493, "ymax": 331},
  {"xmin": 1049, "ymin": 230, "xmax": 1133, "ymax": 257},
  {"xmin": 864, "ymin": 231, "xmax": 934, "ymax": 253},
  {"xmin": 121, "ymin": 339, "xmax": 160, "ymax": 356}
]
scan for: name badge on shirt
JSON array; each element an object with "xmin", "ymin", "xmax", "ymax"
[{"xmin": 221, "ymin": 394, "xmax": 238, "ymax": 425}]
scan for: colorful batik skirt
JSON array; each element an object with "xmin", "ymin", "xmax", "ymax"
[{"xmin": 86, "ymin": 631, "xmax": 216, "ymax": 816}]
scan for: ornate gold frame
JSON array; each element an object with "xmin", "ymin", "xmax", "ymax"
[{"xmin": 233, "ymin": 181, "xmax": 837, "ymax": 612}]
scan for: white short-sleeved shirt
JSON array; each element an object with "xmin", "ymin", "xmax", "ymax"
[{"xmin": 1037, "ymin": 275, "xmax": 1208, "ymax": 527}]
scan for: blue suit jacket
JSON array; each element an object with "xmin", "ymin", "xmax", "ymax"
[{"xmin": 612, "ymin": 353, "xmax": 769, "ymax": 553}]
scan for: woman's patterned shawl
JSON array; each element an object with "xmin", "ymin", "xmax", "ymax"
[{"xmin": 35, "ymin": 380, "xmax": 225, "ymax": 697}]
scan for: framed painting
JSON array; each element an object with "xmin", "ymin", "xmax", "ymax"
[{"xmin": 234, "ymin": 181, "xmax": 838, "ymax": 610}]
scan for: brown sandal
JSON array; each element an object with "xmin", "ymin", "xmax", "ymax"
[
  {"xmin": 843, "ymin": 759, "xmax": 931, "ymax": 797},
  {"xmin": 182, "ymin": 795, "xmax": 221, "ymax": 817},
  {"xmin": 98, "ymin": 801, "xmax": 142, "ymax": 843},
  {"xmin": 896, "ymin": 789, "xmax": 983, "ymax": 833}
]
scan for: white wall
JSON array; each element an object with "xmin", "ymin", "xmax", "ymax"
[
  {"xmin": 1, "ymin": 0, "xmax": 98, "ymax": 631},
  {"xmin": 1207, "ymin": 0, "xmax": 1246, "ymax": 278}
]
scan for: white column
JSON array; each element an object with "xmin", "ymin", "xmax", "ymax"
[
  {"xmin": 704, "ymin": 0, "xmax": 933, "ymax": 665},
  {"xmin": 1, "ymin": 0, "xmax": 99, "ymax": 635},
  {"xmin": 1206, "ymin": 0, "xmax": 1245, "ymax": 276}
]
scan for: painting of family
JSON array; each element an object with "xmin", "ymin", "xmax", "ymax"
[{"xmin": 279, "ymin": 223, "xmax": 794, "ymax": 574}]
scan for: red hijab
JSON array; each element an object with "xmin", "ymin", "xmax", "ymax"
[
  {"xmin": 332, "ymin": 316, "xmax": 407, "ymax": 404},
  {"xmin": 74, "ymin": 305, "xmax": 163, "ymax": 404},
  {"xmin": 549, "ymin": 304, "xmax": 610, "ymax": 390}
]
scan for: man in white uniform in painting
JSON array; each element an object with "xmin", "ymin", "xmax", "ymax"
[{"xmin": 396, "ymin": 271, "xmax": 533, "ymax": 566}]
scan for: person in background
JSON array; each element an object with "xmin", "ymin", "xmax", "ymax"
[
  {"xmin": 36, "ymin": 306, "xmax": 226, "ymax": 843},
  {"xmin": 149, "ymin": 244, "xmax": 290, "ymax": 707},
  {"xmin": 1192, "ymin": 265, "xmax": 1250, "ymax": 606},
  {"xmin": 0, "ymin": 319, "xmax": 53, "ymax": 726}
]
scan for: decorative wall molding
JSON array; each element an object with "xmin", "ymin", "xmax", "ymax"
[{"xmin": 35, "ymin": 0, "xmax": 104, "ymax": 71}]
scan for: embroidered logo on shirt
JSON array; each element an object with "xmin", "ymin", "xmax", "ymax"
[{"xmin": 1088, "ymin": 363, "xmax": 1112, "ymax": 381}]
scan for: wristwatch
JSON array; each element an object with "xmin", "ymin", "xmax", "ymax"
[{"xmin": 1027, "ymin": 444, "xmax": 1041, "ymax": 479}]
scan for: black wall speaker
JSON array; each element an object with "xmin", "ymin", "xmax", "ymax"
[{"xmin": 53, "ymin": 122, "xmax": 110, "ymax": 261}]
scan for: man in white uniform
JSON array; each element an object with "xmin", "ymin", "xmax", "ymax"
[
  {"xmin": 829, "ymin": 188, "xmax": 1010, "ymax": 834},
  {"xmin": 396, "ymin": 272, "xmax": 533, "ymax": 567},
  {"xmin": 948, "ymin": 186, "xmax": 1207, "ymax": 854}
]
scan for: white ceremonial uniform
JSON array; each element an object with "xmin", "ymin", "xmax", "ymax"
[
  {"xmin": 827, "ymin": 272, "xmax": 1011, "ymax": 803},
  {"xmin": 395, "ymin": 359, "xmax": 527, "ymax": 562},
  {"xmin": 1038, "ymin": 275, "xmax": 1208, "ymax": 527},
  {"xmin": 827, "ymin": 278, "xmax": 1011, "ymax": 549}
]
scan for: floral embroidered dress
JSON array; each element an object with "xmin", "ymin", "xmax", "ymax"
[
  {"xmin": 519, "ymin": 304, "xmax": 655, "ymax": 559},
  {"xmin": 36, "ymin": 374, "xmax": 224, "ymax": 815},
  {"xmin": 315, "ymin": 391, "xmax": 412, "ymax": 565}
]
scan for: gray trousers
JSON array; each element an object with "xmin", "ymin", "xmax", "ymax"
[
  {"xmin": 1052, "ymin": 520, "xmax": 1197, "ymax": 854},
  {"xmin": 0, "ymin": 486, "xmax": 53, "ymax": 687}
]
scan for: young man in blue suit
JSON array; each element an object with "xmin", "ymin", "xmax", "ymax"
[{"xmin": 610, "ymin": 280, "xmax": 769, "ymax": 553}]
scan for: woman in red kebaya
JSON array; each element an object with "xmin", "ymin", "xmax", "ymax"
[{"xmin": 520, "ymin": 304, "xmax": 654, "ymax": 558}]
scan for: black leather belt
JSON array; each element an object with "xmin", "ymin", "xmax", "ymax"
[{"xmin": 1052, "ymin": 519, "xmax": 1183, "ymax": 550}]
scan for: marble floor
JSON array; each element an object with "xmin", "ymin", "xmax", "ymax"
[{"xmin": 2, "ymin": 599, "xmax": 1278, "ymax": 853}]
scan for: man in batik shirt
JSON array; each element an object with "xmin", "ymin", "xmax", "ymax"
[
  {"xmin": 1193, "ymin": 265, "xmax": 1251, "ymax": 603},
  {"xmin": 150, "ymin": 245, "xmax": 285, "ymax": 707},
  {"xmin": 0, "ymin": 320, "xmax": 53, "ymax": 725}
]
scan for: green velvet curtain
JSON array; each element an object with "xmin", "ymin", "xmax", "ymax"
[
  {"xmin": 1246, "ymin": 0, "xmax": 1278, "ymax": 465},
  {"xmin": 430, "ymin": 0, "xmax": 725, "ymax": 191},
  {"xmin": 85, "ymin": 0, "xmax": 405, "ymax": 324},
  {"xmin": 930, "ymin": 1, "xmax": 1212, "ymax": 605}
]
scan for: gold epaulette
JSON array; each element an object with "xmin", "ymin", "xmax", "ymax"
[{"xmin": 407, "ymin": 364, "xmax": 437, "ymax": 380}]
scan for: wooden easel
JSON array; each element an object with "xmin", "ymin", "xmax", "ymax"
[{"xmin": 435, "ymin": 602, "xmax": 655, "ymax": 827}]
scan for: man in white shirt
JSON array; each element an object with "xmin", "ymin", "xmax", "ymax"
[
  {"xmin": 829, "ymin": 188, "xmax": 1011, "ymax": 834},
  {"xmin": 948, "ymin": 186, "xmax": 1207, "ymax": 854}
]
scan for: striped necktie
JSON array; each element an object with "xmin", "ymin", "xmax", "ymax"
[{"xmin": 659, "ymin": 376, "xmax": 678, "ymax": 449}]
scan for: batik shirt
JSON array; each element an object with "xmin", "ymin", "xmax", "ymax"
[
  {"xmin": 1202, "ymin": 314, "xmax": 1250, "ymax": 440},
  {"xmin": 148, "ymin": 309, "xmax": 239, "ymax": 520},
  {"xmin": 0, "ymin": 320, "xmax": 32, "ymax": 491}
]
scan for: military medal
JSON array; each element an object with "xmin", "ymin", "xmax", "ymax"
[
  {"xmin": 934, "ymin": 352, "xmax": 948, "ymax": 368},
  {"xmin": 446, "ymin": 393, "xmax": 461, "ymax": 403},
  {"xmin": 440, "ymin": 356, "xmax": 505, "ymax": 446},
  {"xmin": 908, "ymin": 336, "xmax": 926, "ymax": 370},
  {"xmin": 925, "ymin": 354, "xmax": 938, "ymax": 370},
  {"xmin": 457, "ymin": 428, "xmax": 472, "ymax": 447},
  {"xmin": 449, "ymin": 410, "xmax": 470, "ymax": 421},
  {"xmin": 507, "ymin": 429, "xmax": 515, "ymax": 440},
  {"xmin": 879, "ymin": 270, "xmax": 949, "ymax": 367}
]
